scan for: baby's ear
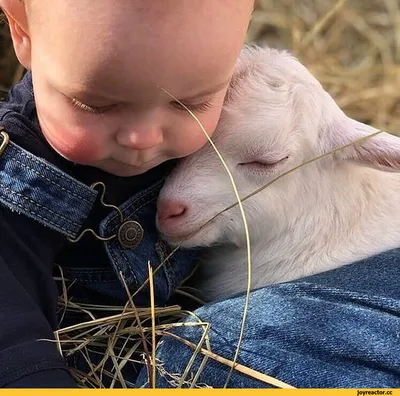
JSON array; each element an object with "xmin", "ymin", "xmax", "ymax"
[
  {"xmin": 1, "ymin": 0, "xmax": 31, "ymax": 69},
  {"xmin": 323, "ymin": 117, "xmax": 400, "ymax": 172}
]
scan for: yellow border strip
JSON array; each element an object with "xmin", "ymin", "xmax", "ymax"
[{"xmin": 2, "ymin": 388, "xmax": 399, "ymax": 394}]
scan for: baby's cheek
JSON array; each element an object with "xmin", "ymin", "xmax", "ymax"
[
  {"xmin": 37, "ymin": 106, "xmax": 105, "ymax": 164},
  {"xmin": 176, "ymin": 111, "xmax": 221, "ymax": 156}
]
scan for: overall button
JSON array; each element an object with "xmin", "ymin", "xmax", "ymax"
[{"xmin": 118, "ymin": 221, "xmax": 144, "ymax": 249}]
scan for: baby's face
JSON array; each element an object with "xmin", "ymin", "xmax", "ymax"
[{"xmin": 21, "ymin": 0, "xmax": 253, "ymax": 176}]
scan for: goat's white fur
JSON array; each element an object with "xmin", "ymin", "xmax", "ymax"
[{"xmin": 156, "ymin": 46, "xmax": 400, "ymax": 301}]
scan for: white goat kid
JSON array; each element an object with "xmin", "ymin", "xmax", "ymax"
[{"xmin": 156, "ymin": 46, "xmax": 400, "ymax": 302}]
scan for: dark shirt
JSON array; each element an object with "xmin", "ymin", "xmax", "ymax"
[{"xmin": 0, "ymin": 72, "xmax": 172, "ymax": 387}]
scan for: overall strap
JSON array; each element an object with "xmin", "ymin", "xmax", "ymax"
[{"xmin": 0, "ymin": 127, "xmax": 98, "ymax": 239}]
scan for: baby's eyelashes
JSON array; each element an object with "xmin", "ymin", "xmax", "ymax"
[
  {"xmin": 70, "ymin": 98, "xmax": 116, "ymax": 115},
  {"xmin": 69, "ymin": 97, "xmax": 215, "ymax": 116},
  {"xmin": 171, "ymin": 99, "xmax": 214, "ymax": 113}
]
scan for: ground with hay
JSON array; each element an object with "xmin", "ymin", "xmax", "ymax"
[{"xmin": 0, "ymin": 0, "xmax": 399, "ymax": 388}]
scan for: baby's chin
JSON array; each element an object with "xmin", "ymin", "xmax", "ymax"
[
  {"xmin": 93, "ymin": 161, "xmax": 152, "ymax": 177},
  {"xmin": 90, "ymin": 158, "xmax": 163, "ymax": 177}
]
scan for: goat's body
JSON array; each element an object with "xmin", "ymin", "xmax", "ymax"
[{"xmin": 196, "ymin": 164, "xmax": 400, "ymax": 300}]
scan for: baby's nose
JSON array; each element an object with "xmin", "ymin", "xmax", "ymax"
[{"xmin": 116, "ymin": 126, "xmax": 163, "ymax": 150}]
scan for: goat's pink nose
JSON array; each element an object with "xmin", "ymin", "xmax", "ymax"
[{"xmin": 157, "ymin": 200, "xmax": 187, "ymax": 224}]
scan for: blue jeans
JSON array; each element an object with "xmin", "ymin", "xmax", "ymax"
[{"xmin": 136, "ymin": 248, "xmax": 400, "ymax": 388}]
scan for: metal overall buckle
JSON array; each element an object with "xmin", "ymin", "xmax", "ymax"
[
  {"xmin": 0, "ymin": 128, "xmax": 10, "ymax": 156},
  {"xmin": 67, "ymin": 183, "xmax": 144, "ymax": 249}
]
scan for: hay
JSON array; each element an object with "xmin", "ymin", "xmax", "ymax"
[
  {"xmin": 1, "ymin": 0, "xmax": 399, "ymax": 388},
  {"xmin": 55, "ymin": 270, "xmax": 290, "ymax": 388},
  {"xmin": 248, "ymin": 0, "xmax": 400, "ymax": 135}
]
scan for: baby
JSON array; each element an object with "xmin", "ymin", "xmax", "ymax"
[{"xmin": 0, "ymin": 0, "xmax": 254, "ymax": 387}]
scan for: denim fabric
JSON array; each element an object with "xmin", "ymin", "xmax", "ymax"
[
  {"xmin": 0, "ymin": 117, "xmax": 201, "ymax": 308},
  {"xmin": 135, "ymin": 248, "xmax": 400, "ymax": 388},
  {"xmin": 101, "ymin": 179, "xmax": 200, "ymax": 306}
]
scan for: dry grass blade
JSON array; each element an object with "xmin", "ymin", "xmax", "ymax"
[
  {"xmin": 177, "ymin": 317, "xmax": 211, "ymax": 388},
  {"xmin": 52, "ymin": 275, "xmax": 193, "ymax": 388},
  {"xmin": 297, "ymin": 0, "xmax": 348, "ymax": 52},
  {"xmin": 148, "ymin": 262, "xmax": 157, "ymax": 388},
  {"xmin": 173, "ymin": 288, "xmax": 206, "ymax": 306},
  {"xmin": 159, "ymin": 87, "xmax": 253, "ymax": 389},
  {"xmin": 118, "ymin": 271, "xmax": 152, "ymax": 387},
  {"xmin": 215, "ymin": 130, "xmax": 384, "ymax": 215},
  {"xmin": 160, "ymin": 331, "xmax": 295, "ymax": 389}
]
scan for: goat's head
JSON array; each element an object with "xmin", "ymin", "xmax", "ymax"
[{"xmin": 156, "ymin": 46, "xmax": 400, "ymax": 248}]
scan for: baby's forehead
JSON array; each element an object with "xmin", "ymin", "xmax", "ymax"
[
  {"xmin": 28, "ymin": 1, "xmax": 249, "ymax": 69},
  {"xmin": 24, "ymin": 0, "xmax": 254, "ymax": 107}
]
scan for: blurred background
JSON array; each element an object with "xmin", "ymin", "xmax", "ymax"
[{"xmin": 1, "ymin": 0, "xmax": 400, "ymax": 133}]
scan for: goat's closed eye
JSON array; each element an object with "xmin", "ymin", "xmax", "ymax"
[{"xmin": 238, "ymin": 156, "xmax": 288, "ymax": 173}]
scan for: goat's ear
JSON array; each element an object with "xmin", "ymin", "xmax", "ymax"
[
  {"xmin": 225, "ymin": 47, "xmax": 261, "ymax": 104},
  {"xmin": 325, "ymin": 117, "xmax": 400, "ymax": 171}
]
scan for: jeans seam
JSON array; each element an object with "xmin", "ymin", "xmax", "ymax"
[
  {"xmin": 55, "ymin": 273, "xmax": 120, "ymax": 283},
  {"xmin": 108, "ymin": 241, "xmax": 139, "ymax": 286},
  {"xmin": 101, "ymin": 179, "xmax": 164, "ymax": 290},
  {"xmin": 8, "ymin": 154, "xmax": 95, "ymax": 205},
  {"xmin": 0, "ymin": 184, "xmax": 79, "ymax": 230},
  {"xmin": 1, "ymin": 114, "xmax": 96, "ymax": 204},
  {"xmin": 156, "ymin": 239, "xmax": 175, "ymax": 296},
  {"xmin": 278, "ymin": 282, "xmax": 400, "ymax": 315}
]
